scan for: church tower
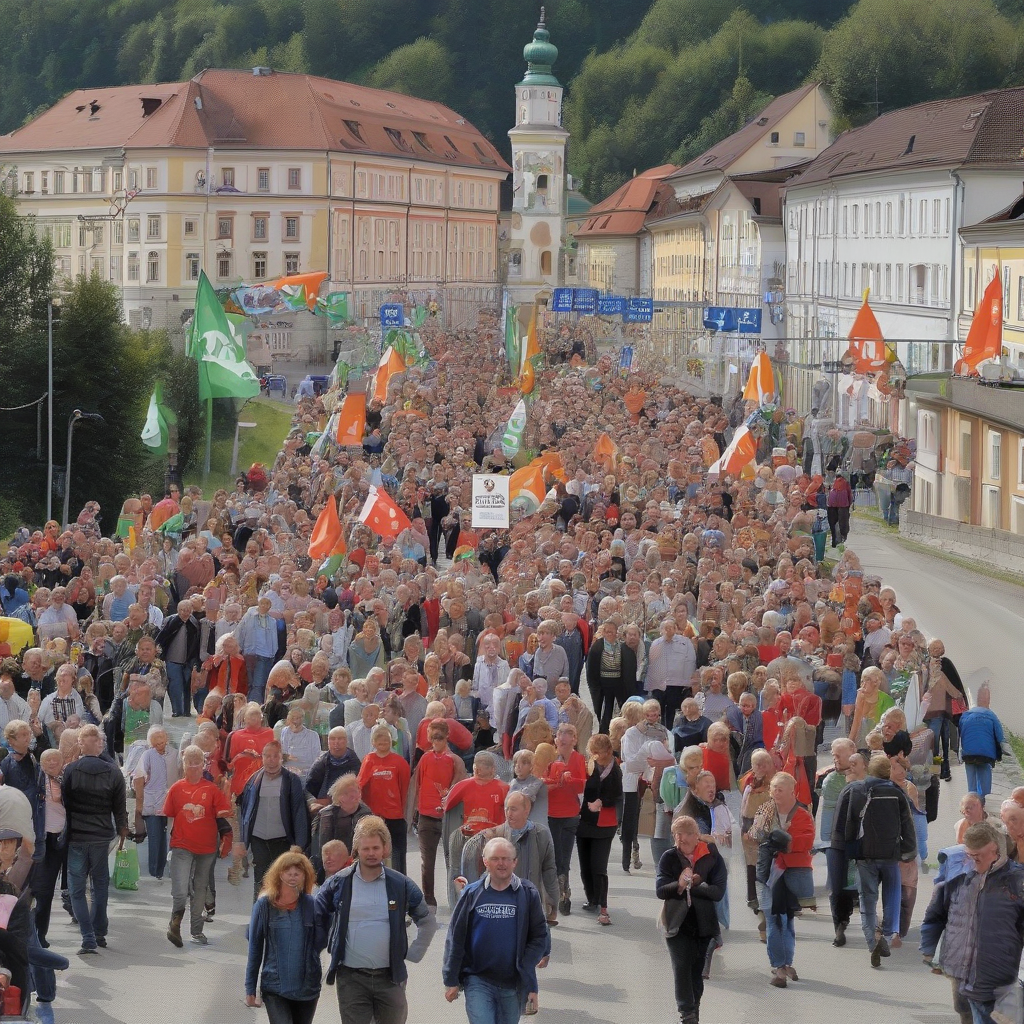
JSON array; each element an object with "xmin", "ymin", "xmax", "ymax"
[{"xmin": 506, "ymin": 7, "xmax": 568, "ymax": 305}]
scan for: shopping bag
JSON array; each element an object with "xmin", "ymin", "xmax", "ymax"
[{"xmin": 112, "ymin": 839, "xmax": 139, "ymax": 891}]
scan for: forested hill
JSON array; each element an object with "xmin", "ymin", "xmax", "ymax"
[{"xmin": 2, "ymin": 0, "xmax": 1023, "ymax": 202}]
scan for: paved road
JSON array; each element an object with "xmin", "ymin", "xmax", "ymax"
[{"xmin": 39, "ymin": 522, "xmax": 1024, "ymax": 1024}]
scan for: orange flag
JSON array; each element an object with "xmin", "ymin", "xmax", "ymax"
[
  {"xmin": 308, "ymin": 495, "xmax": 343, "ymax": 559},
  {"xmin": 509, "ymin": 464, "xmax": 547, "ymax": 513},
  {"xmin": 743, "ymin": 351, "xmax": 775, "ymax": 403},
  {"xmin": 271, "ymin": 271, "xmax": 328, "ymax": 310},
  {"xmin": 520, "ymin": 305, "xmax": 540, "ymax": 395},
  {"xmin": 594, "ymin": 432, "xmax": 618, "ymax": 466},
  {"xmin": 371, "ymin": 347, "xmax": 406, "ymax": 404},
  {"xmin": 358, "ymin": 486, "xmax": 411, "ymax": 539},
  {"xmin": 530, "ymin": 450, "xmax": 565, "ymax": 482},
  {"xmin": 709, "ymin": 425, "xmax": 757, "ymax": 477},
  {"xmin": 336, "ymin": 393, "xmax": 366, "ymax": 446},
  {"xmin": 959, "ymin": 268, "xmax": 1003, "ymax": 374},
  {"xmin": 847, "ymin": 290, "xmax": 888, "ymax": 374}
]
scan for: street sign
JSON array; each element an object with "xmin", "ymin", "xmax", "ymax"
[
  {"xmin": 572, "ymin": 289, "xmax": 599, "ymax": 314},
  {"xmin": 598, "ymin": 295, "xmax": 626, "ymax": 315},
  {"xmin": 737, "ymin": 308, "xmax": 762, "ymax": 334},
  {"xmin": 551, "ymin": 288, "xmax": 574, "ymax": 313},
  {"xmin": 624, "ymin": 297, "xmax": 653, "ymax": 323},
  {"xmin": 703, "ymin": 306, "xmax": 762, "ymax": 333},
  {"xmin": 379, "ymin": 304, "xmax": 403, "ymax": 329}
]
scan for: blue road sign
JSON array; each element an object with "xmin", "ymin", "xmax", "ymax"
[
  {"xmin": 551, "ymin": 288, "xmax": 574, "ymax": 313},
  {"xmin": 573, "ymin": 289, "xmax": 599, "ymax": 313},
  {"xmin": 598, "ymin": 295, "xmax": 626, "ymax": 315},
  {"xmin": 380, "ymin": 304, "xmax": 404, "ymax": 329},
  {"xmin": 624, "ymin": 297, "xmax": 653, "ymax": 323}
]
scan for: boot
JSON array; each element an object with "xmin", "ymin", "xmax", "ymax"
[
  {"xmin": 631, "ymin": 841, "xmax": 642, "ymax": 871},
  {"xmin": 702, "ymin": 942, "xmax": 715, "ymax": 980},
  {"xmin": 558, "ymin": 874, "xmax": 571, "ymax": 916},
  {"xmin": 167, "ymin": 911, "xmax": 184, "ymax": 948},
  {"xmin": 680, "ymin": 1013, "xmax": 699, "ymax": 1024}
]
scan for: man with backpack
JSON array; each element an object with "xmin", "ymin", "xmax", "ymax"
[{"xmin": 843, "ymin": 754, "xmax": 916, "ymax": 968}]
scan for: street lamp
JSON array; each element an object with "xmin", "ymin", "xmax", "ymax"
[{"xmin": 62, "ymin": 409, "xmax": 105, "ymax": 530}]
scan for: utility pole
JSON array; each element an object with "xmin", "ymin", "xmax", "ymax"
[{"xmin": 46, "ymin": 300, "xmax": 53, "ymax": 521}]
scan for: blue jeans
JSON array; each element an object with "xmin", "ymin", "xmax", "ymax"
[
  {"xmin": 913, "ymin": 807, "xmax": 929, "ymax": 862},
  {"xmin": 969, "ymin": 999, "xmax": 996, "ymax": 1024},
  {"xmin": 165, "ymin": 661, "xmax": 190, "ymax": 717},
  {"xmin": 67, "ymin": 841, "xmax": 111, "ymax": 948},
  {"xmin": 758, "ymin": 867, "xmax": 813, "ymax": 969},
  {"xmin": 250, "ymin": 656, "xmax": 275, "ymax": 703},
  {"xmin": 29, "ymin": 914, "xmax": 68, "ymax": 1002},
  {"xmin": 929, "ymin": 716, "xmax": 950, "ymax": 767},
  {"xmin": 143, "ymin": 815, "xmax": 168, "ymax": 878},
  {"xmin": 463, "ymin": 975, "xmax": 523, "ymax": 1024},
  {"xmin": 856, "ymin": 860, "xmax": 902, "ymax": 946},
  {"xmin": 965, "ymin": 762, "xmax": 994, "ymax": 802}
]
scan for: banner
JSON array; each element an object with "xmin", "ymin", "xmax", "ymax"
[{"xmin": 471, "ymin": 474, "xmax": 510, "ymax": 529}]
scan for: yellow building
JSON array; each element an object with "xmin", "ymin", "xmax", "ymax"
[{"xmin": 0, "ymin": 67, "xmax": 510, "ymax": 339}]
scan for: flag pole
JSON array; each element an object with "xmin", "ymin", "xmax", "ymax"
[{"xmin": 203, "ymin": 397, "xmax": 212, "ymax": 477}]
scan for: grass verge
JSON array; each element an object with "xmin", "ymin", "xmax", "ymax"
[{"xmin": 183, "ymin": 398, "xmax": 293, "ymax": 494}]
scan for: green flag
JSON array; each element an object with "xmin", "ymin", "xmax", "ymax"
[
  {"xmin": 501, "ymin": 398, "xmax": 527, "ymax": 458},
  {"xmin": 503, "ymin": 293, "xmax": 520, "ymax": 374},
  {"xmin": 187, "ymin": 271, "xmax": 260, "ymax": 401},
  {"xmin": 317, "ymin": 291, "xmax": 349, "ymax": 323},
  {"xmin": 280, "ymin": 284, "xmax": 307, "ymax": 311},
  {"xmin": 140, "ymin": 382, "xmax": 170, "ymax": 455}
]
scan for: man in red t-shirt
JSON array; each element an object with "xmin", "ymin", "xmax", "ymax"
[
  {"xmin": 413, "ymin": 720, "xmax": 467, "ymax": 906},
  {"xmin": 163, "ymin": 744, "xmax": 231, "ymax": 947}
]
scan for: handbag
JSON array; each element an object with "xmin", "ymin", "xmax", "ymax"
[
  {"xmin": 657, "ymin": 897, "xmax": 689, "ymax": 938},
  {"xmin": 950, "ymin": 696, "xmax": 968, "ymax": 717},
  {"xmin": 112, "ymin": 838, "xmax": 140, "ymax": 891}
]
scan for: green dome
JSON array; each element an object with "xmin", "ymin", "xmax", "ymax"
[{"xmin": 520, "ymin": 7, "xmax": 560, "ymax": 87}]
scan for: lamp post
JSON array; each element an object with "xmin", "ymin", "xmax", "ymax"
[
  {"xmin": 63, "ymin": 409, "xmax": 105, "ymax": 530},
  {"xmin": 46, "ymin": 300, "xmax": 53, "ymax": 521}
]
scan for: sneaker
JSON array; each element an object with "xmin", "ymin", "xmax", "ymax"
[
  {"xmin": 96, "ymin": 936, "xmax": 107, "ymax": 948},
  {"xmin": 77, "ymin": 946, "xmax": 98, "ymax": 956},
  {"xmin": 190, "ymin": 933, "xmax": 208, "ymax": 945},
  {"xmin": 833, "ymin": 923, "xmax": 847, "ymax": 947}
]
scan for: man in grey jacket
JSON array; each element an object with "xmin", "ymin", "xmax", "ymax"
[{"xmin": 460, "ymin": 791, "xmax": 559, "ymax": 924}]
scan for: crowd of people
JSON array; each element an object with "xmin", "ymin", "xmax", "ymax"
[{"xmin": 0, "ymin": 309, "xmax": 1018, "ymax": 1024}]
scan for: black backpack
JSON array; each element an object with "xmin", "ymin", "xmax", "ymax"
[{"xmin": 854, "ymin": 781, "xmax": 905, "ymax": 860}]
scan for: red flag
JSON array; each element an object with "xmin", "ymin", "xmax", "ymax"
[
  {"xmin": 308, "ymin": 495, "xmax": 342, "ymax": 560},
  {"xmin": 847, "ymin": 290, "xmax": 888, "ymax": 373},
  {"xmin": 336, "ymin": 393, "xmax": 366, "ymax": 446},
  {"xmin": 358, "ymin": 486, "xmax": 411, "ymax": 539},
  {"xmin": 960, "ymin": 268, "xmax": 1003, "ymax": 374}
]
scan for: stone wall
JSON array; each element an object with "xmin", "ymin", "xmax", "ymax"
[{"xmin": 901, "ymin": 509, "xmax": 1024, "ymax": 577}]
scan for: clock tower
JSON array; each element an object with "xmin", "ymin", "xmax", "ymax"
[{"xmin": 506, "ymin": 8, "xmax": 568, "ymax": 305}]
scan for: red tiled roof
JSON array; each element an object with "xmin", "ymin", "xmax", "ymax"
[
  {"xmin": 575, "ymin": 165, "xmax": 678, "ymax": 238},
  {"xmin": 789, "ymin": 87, "xmax": 1024, "ymax": 187},
  {"xmin": 0, "ymin": 69, "xmax": 510, "ymax": 173},
  {"xmin": 673, "ymin": 83, "xmax": 819, "ymax": 177}
]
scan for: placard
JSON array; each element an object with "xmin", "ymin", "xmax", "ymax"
[
  {"xmin": 379, "ymin": 304, "xmax": 404, "ymax": 329},
  {"xmin": 471, "ymin": 474, "xmax": 510, "ymax": 528}
]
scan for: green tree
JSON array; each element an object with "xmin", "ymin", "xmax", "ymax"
[
  {"xmin": 675, "ymin": 74, "xmax": 774, "ymax": 165},
  {"xmin": 366, "ymin": 38, "xmax": 454, "ymax": 103}
]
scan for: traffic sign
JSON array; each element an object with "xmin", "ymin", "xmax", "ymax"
[
  {"xmin": 624, "ymin": 297, "xmax": 653, "ymax": 323},
  {"xmin": 379, "ymin": 304, "xmax": 404, "ymax": 329},
  {"xmin": 572, "ymin": 289, "xmax": 598, "ymax": 314},
  {"xmin": 551, "ymin": 288, "xmax": 574, "ymax": 313},
  {"xmin": 598, "ymin": 296, "xmax": 626, "ymax": 315}
]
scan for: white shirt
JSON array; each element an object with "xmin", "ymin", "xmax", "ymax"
[
  {"xmin": 0, "ymin": 692, "xmax": 30, "ymax": 732},
  {"xmin": 472, "ymin": 656, "xmax": 510, "ymax": 710},
  {"xmin": 144, "ymin": 604, "xmax": 164, "ymax": 628}
]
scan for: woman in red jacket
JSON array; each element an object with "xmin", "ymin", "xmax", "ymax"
[
  {"xmin": 356, "ymin": 725, "xmax": 411, "ymax": 873},
  {"xmin": 544, "ymin": 722, "xmax": 587, "ymax": 914},
  {"xmin": 751, "ymin": 772, "xmax": 815, "ymax": 988}
]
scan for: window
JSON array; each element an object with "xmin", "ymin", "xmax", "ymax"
[
  {"xmin": 93, "ymin": 224, "xmax": 103, "ymax": 245},
  {"xmin": 257, "ymin": 168, "xmax": 270, "ymax": 192},
  {"xmin": 54, "ymin": 171, "xmax": 65, "ymax": 194},
  {"xmin": 1018, "ymin": 277, "xmax": 1024, "ymax": 322},
  {"xmin": 412, "ymin": 131, "xmax": 433, "ymax": 152},
  {"xmin": 53, "ymin": 223, "xmax": 72, "ymax": 248},
  {"xmin": 991, "ymin": 430, "xmax": 1002, "ymax": 480},
  {"xmin": 794, "ymin": 131, "xmax": 805, "ymax": 147},
  {"xmin": 1004, "ymin": 266, "xmax": 1012, "ymax": 313},
  {"xmin": 40, "ymin": 171, "xmax": 48, "ymax": 194},
  {"xmin": 770, "ymin": 131, "xmax": 780, "ymax": 145},
  {"xmin": 932, "ymin": 199, "xmax": 940, "ymax": 234},
  {"xmin": 78, "ymin": 225, "xmax": 87, "ymax": 247},
  {"xmin": 129, "ymin": 169, "xmax": 139, "ymax": 190},
  {"xmin": 184, "ymin": 219, "xmax": 197, "ymax": 238},
  {"xmin": 146, "ymin": 215, "xmax": 161, "ymax": 239},
  {"xmin": 109, "ymin": 254, "xmax": 121, "ymax": 281},
  {"xmin": 253, "ymin": 215, "xmax": 267, "ymax": 240},
  {"xmin": 91, "ymin": 256, "xmax": 103, "ymax": 277},
  {"xmin": 898, "ymin": 196, "xmax": 905, "ymax": 235},
  {"xmin": 284, "ymin": 252, "xmax": 299, "ymax": 275},
  {"xmin": 287, "ymin": 168, "xmax": 301, "ymax": 190},
  {"xmin": 961, "ymin": 425, "xmax": 972, "ymax": 472},
  {"xmin": 23, "ymin": 172, "xmax": 33, "ymax": 193},
  {"xmin": 540, "ymin": 250, "xmax": 552, "ymax": 275},
  {"xmin": 127, "ymin": 252, "xmax": 140, "ymax": 280},
  {"xmin": 284, "ymin": 216, "xmax": 299, "ymax": 239},
  {"xmin": 253, "ymin": 252, "xmax": 267, "ymax": 280},
  {"xmin": 217, "ymin": 255, "xmax": 232, "ymax": 279},
  {"xmin": 146, "ymin": 167, "xmax": 157, "ymax": 189},
  {"xmin": 185, "ymin": 252, "xmax": 200, "ymax": 281},
  {"xmin": 113, "ymin": 221, "xmax": 123, "ymax": 244},
  {"xmin": 222, "ymin": 167, "xmax": 234, "ymax": 187},
  {"xmin": 842, "ymin": 206, "xmax": 848, "ymax": 235},
  {"xmin": 885, "ymin": 203, "xmax": 892, "ymax": 235},
  {"xmin": 217, "ymin": 216, "xmax": 233, "ymax": 239},
  {"xmin": 113, "ymin": 171, "xmax": 122, "ymax": 192},
  {"xmin": 146, "ymin": 250, "xmax": 160, "ymax": 282},
  {"xmin": 488, "ymin": 185, "xmax": 494, "ymax": 207},
  {"xmin": 896, "ymin": 264, "xmax": 904, "ymax": 302}
]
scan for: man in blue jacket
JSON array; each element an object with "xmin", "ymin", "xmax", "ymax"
[
  {"xmin": 921, "ymin": 820, "xmax": 1024, "ymax": 1024},
  {"xmin": 443, "ymin": 836, "xmax": 549, "ymax": 1024},
  {"xmin": 957, "ymin": 684, "xmax": 1005, "ymax": 804},
  {"xmin": 314, "ymin": 815, "xmax": 434, "ymax": 1024},
  {"xmin": 236, "ymin": 742, "xmax": 309, "ymax": 900}
]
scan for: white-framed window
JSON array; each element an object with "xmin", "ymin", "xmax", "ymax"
[
  {"xmin": 253, "ymin": 215, "xmax": 267, "ymax": 240},
  {"xmin": 23, "ymin": 172, "xmax": 34, "ymax": 193},
  {"xmin": 112, "ymin": 170, "xmax": 122, "ymax": 192},
  {"xmin": 257, "ymin": 168, "xmax": 270, "ymax": 192},
  {"xmin": 113, "ymin": 221, "xmax": 123, "ymax": 244},
  {"xmin": 253, "ymin": 252, "xmax": 267, "ymax": 280},
  {"xmin": 794, "ymin": 131, "xmax": 805, "ymax": 146},
  {"xmin": 54, "ymin": 171, "xmax": 65, "ymax": 194},
  {"xmin": 222, "ymin": 167, "xmax": 234, "ymax": 187},
  {"xmin": 127, "ymin": 251, "xmax": 139, "ymax": 281},
  {"xmin": 78, "ymin": 225, "xmax": 87, "ymax": 247},
  {"xmin": 284, "ymin": 252, "xmax": 299, "ymax": 274},
  {"xmin": 983, "ymin": 484, "xmax": 1002, "ymax": 529},
  {"xmin": 991, "ymin": 430, "xmax": 1002, "ymax": 480},
  {"xmin": 217, "ymin": 216, "xmax": 233, "ymax": 239},
  {"xmin": 146, "ymin": 167, "xmax": 158, "ymax": 189},
  {"xmin": 109, "ymin": 254, "xmax": 121, "ymax": 281},
  {"xmin": 284, "ymin": 216, "xmax": 299, "ymax": 240},
  {"xmin": 919, "ymin": 410, "xmax": 938, "ymax": 452},
  {"xmin": 1005, "ymin": 266, "xmax": 1011, "ymax": 312},
  {"xmin": 127, "ymin": 218, "xmax": 140, "ymax": 242},
  {"xmin": 93, "ymin": 224, "xmax": 103, "ymax": 245},
  {"xmin": 146, "ymin": 250, "xmax": 160, "ymax": 282},
  {"xmin": 184, "ymin": 218, "xmax": 197, "ymax": 238},
  {"xmin": 960, "ymin": 424, "xmax": 972, "ymax": 472},
  {"xmin": 53, "ymin": 223, "xmax": 72, "ymax": 248},
  {"xmin": 287, "ymin": 167, "xmax": 301, "ymax": 190},
  {"xmin": 185, "ymin": 252, "xmax": 200, "ymax": 281},
  {"xmin": 146, "ymin": 214, "xmax": 161, "ymax": 240},
  {"xmin": 41, "ymin": 171, "xmax": 48, "ymax": 194},
  {"xmin": 217, "ymin": 254, "xmax": 232, "ymax": 279}
]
